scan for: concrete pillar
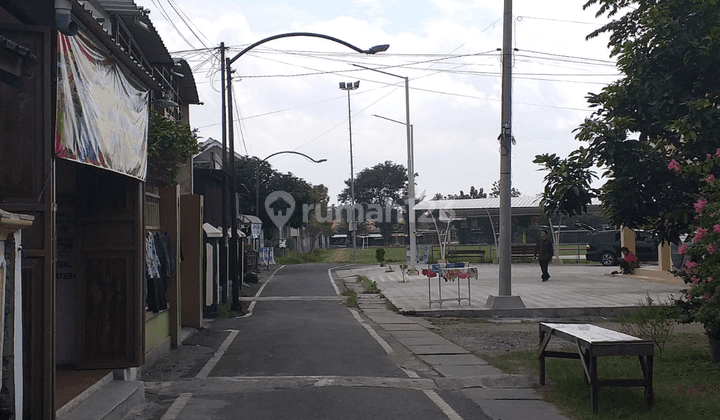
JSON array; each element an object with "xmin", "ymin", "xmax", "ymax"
[
  {"xmin": 658, "ymin": 242, "xmax": 671, "ymax": 271},
  {"xmin": 620, "ymin": 227, "xmax": 636, "ymax": 253}
]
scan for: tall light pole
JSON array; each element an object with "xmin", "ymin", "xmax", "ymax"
[
  {"xmin": 353, "ymin": 64, "xmax": 417, "ymax": 272},
  {"xmin": 222, "ymin": 33, "xmax": 388, "ymax": 311},
  {"xmin": 339, "ymin": 80, "xmax": 359, "ymax": 262},
  {"xmin": 487, "ymin": 0, "xmax": 525, "ymax": 309}
]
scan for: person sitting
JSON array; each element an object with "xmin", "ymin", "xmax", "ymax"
[{"xmin": 613, "ymin": 247, "xmax": 639, "ymax": 274}]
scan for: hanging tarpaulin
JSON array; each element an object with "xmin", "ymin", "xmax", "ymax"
[{"xmin": 55, "ymin": 31, "xmax": 149, "ymax": 180}]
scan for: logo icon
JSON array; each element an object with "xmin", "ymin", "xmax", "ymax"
[{"xmin": 265, "ymin": 191, "xmax": 296, "ymax": 229}]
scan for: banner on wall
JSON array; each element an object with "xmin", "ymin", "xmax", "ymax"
[{"xmin": 55, "ymin": 31, "xmax": 149, "ymax": 180}]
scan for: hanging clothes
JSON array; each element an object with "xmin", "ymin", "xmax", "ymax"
[{"xmin": 146, "ymin": 231, "xmax": 168, "ymax": 312}]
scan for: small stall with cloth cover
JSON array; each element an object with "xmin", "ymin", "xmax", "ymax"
[{"xmin": 422, "ymin": 263, "xmax": 478, "ymax": 307}]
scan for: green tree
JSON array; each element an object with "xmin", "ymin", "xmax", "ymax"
[
  {"xmin": 232, "ymin": 157, "xmax": 314, "ymax": 241},
  {"xmin": 489, "ymin": 180, "xmax": 521, "ymax": 198},
  {"xmin": 304, "ymin": 184, "xmax": 334, "ymax": 251},
  {"xmin": 446, "ymin": 186, "xmax": 488, "ymax": 200},
  {"xmin": 338, "ymin": 160, "xmax": 408, "ymax": 245},
  {"xmin": 534, "ymin": 0, "xmax": 720, "ymax": 244},
  {"xmin": 534, "ymin": 0, "xmax": 720, "ymax": 351},
  {"xmin": 147, "ymin": 109, "xmax": 200, "ymax": 186}
]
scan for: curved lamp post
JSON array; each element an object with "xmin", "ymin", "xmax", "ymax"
[
  {"xmin": 222, "ymin": 33, "xmax": 389, "ymax": 311},
  {"xmin": 255, "ymin": 151, "xmax": 327, "ymax": 218}
]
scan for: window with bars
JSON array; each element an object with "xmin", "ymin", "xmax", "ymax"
[{"xmin": 145, "ymin": 190, "xmax": 161, "ymax": 230}]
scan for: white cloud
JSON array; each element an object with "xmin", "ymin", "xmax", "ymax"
[{"xmin": 134, "ymin": 0, "xmax": 618, "ymax": 203}]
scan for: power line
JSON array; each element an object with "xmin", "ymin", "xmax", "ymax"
[
  {"xmin": 149, "ymin": 0, "xmax": 198, "ymax": 51},
  {"xmin": 165, "ymin": 0, "xmax": 213, "ymax": 50}
]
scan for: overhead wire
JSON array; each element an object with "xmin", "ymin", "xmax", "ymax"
[
  {"xmin": 149, "ymin": 0, "xmax": 198, "ymax": 51},
  {"xmin": 165, "ymin": 0, "xmax": 214, "ymax": 50}
]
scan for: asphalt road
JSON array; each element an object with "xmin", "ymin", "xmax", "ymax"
[{"xmin": 136, "ymin": 264, "xmax": 488, "ymax": 420}]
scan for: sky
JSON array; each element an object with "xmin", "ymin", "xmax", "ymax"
[{"xmin": 134, "ymin": 0, "xmax": 619, "ymax": 205}]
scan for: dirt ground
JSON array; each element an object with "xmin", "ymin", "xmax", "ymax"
[{"xmin": 422, "ymin": 316, "xmax": 708, "ymax": 357}]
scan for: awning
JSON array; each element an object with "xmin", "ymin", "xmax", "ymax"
[
  {"xmin": 239, "ymin": 214, "xmax": 262, "ymax": 225},
  {"xmin": 202, "ymin": 223, "xmax": 222, "ymax": 238}
]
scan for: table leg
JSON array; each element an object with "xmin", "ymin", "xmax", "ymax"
[
  {"xmin": 467, "ymin": 277, "xmax": 471, "ymax": 304},
  {"xmin": 457, "ymin": 276, "xmax": 461, "ymax": 304},
  {"xmin": 643, "ymin": 355, "xmax": 654, "ymax": 408},
  {"xmin": 427, "ymin": 274, "xmax": 431, "ymax": 308},
  {"xmin": 590, "ymin": 349, "xmax": 598, "ymax": 413},
  {"xmin": 539, "ymin": 329, "xmax": 546, "ymax": 385}
]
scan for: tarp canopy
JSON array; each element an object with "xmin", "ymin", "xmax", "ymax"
[{"xmin": 55, "ymin": 31, "xmax": 149, "ymax": 180}]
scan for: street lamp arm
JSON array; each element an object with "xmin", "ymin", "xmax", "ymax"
[
  {"xmin": 261, "ymin": 150, "xmax": 327, "ymax": 163},
  {"xmin": 229, "ymin": 32, "xmax": 389, "ymax": 65},
  {"xmin": 351, "ymin": 63, "xmax": 406, "ymax": 80}
]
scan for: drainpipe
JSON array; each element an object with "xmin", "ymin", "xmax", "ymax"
[{"xmin": 55, "ymin": 0, "xmax": 78, "ymax": 36}]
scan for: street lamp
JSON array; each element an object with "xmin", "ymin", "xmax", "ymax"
[
  {"xmin": 354, "ymin": 63, "xmax": 416, "ymax": 272},
  {"xmin": 339, "ymin": 80, "xmax": 360, "ymax": 262},
  {"xmin": 221, "ymin": 33, "xmax": 388, "ymax": 311},
  {"xmin": 255, "ymin": 151, "xmax": 326, "ymax": 272},
  {"xmin": 255, "ymin": 151, "xmax": 327, "ymax": 218}
]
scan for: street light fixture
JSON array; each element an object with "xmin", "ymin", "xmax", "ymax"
[
  {"xmin": 221, "ymin": 33, "xmax": 388, "ymax": 311},
  {"xmin": 339, "ymin": 80, "xmax": 360, "ymax": 262},
  {"xmin": 255, "ymin": 151, "xmax": 326, "ymax": 272},
  {"xmin": 255, "ymin": 150, "xmax": 327, "ymax": 219},
  {"xmin": 354, "ymin": 63, "xmax": 417, "ymax": 272}
]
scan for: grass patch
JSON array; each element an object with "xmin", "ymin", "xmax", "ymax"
[
  {"xmin": 359, "ymin": 275, "xmax": 380, "ymax": 294},
  {"xmin": 484, "ymin": 334, "xmax": 720, "ymax": 420},
  {"xmin": 275, "ymin": 248, "xmax": 330, "ymax": 264},
  {"xmin": 274, "ymin": 247, "xmax": 409, "ymax": 265},
  {"xmin": 216, "ymin": 301, "xmax": 244, "ymax": 319},
  {"xmin": 343, "ymin": 290, "xmax": 358, "ymax": 308}
]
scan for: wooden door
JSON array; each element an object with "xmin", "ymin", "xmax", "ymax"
[{"xmin": 74, "ymin": 166, "xmax": 144, "ymax": 369}]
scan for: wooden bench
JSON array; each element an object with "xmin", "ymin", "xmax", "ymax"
[
  {"xmin": 511, "ymin": 244, "xmax": 535, "ymax": 260},
  {"xmin": 538, "ymin": 322, "xmax": 654, "ymax": 413},
  {"xmin": 446, "ymin": 247, "xmax": 485, "ymax": 262}
]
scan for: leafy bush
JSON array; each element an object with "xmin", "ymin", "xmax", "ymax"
[
  {"xmin": 617, "ymin": 294, "xmax": 676, "ymax": 356},
  {"xmin": 375, "ymin": 248, "xmax": 385, "ymax": 264}
]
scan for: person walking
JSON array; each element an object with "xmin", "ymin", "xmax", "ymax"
[{"xmin": 534, "ymin": 229, "xmax": 554, "ymax": 282}]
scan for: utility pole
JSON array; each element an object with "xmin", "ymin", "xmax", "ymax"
[
  {"xmin": 487, "ymin": 0, "xmax": 525, "ymax": 309},
  {"xmin": 219, "ymin": 42, "xmax": 228, "ymax": 304}
]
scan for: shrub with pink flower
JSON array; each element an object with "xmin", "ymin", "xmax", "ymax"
[
  {"xmin": 675, "ymin": 161, "xmax": 720, "ymax": 344},
  {"xmin": 695, "ymin": 227, "xmax": 708, "ymax": 241},
  {"xmin": 667, "ymin": 159, "xmax": 681, "ymax": 171}
]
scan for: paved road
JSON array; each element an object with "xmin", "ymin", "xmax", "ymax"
[{"xmin": 136, "ymin": 264, "xmax": 492, "ymax": 420}]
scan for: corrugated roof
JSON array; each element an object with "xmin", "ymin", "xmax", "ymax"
[
  {"xmin": 415, "ymin": 196, "xmax": 542, "ymax": 211},
  {"xmin": 173, "ymin": 58, "xmax": 200, "ymax": 104},
  {"xmin": 414, "ymin": 197, "xmax": 602, "ymax": 218},
  {"xmin": 96, "ymin": 0, "xmax": 174, "ymax": 66}
]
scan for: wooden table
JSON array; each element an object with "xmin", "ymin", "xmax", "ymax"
[{"xmin": 538, "ymin": 322, "xmax": 655, "ymax": 413}]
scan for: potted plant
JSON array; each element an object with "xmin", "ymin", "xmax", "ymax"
[{"xmin": 375, "ymin": 247, "xmax": 386, "ymax": 267}]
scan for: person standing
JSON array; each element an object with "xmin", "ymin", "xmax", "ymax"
[{"xmin": 534, "ymin": 230, "xmax": 554, "ymax": 282}]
